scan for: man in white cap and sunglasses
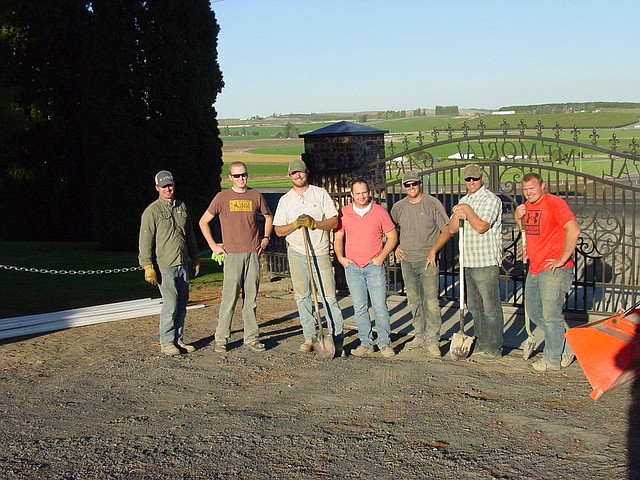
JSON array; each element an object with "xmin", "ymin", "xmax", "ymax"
[
  {"xmin": 391, "ymin": 171, "xmax": 451, "ymax": 357},
  {"xmin": 449, "ymin": 163, "xmax": 504, "ymax": 362},
  {"xmin": 139, "ymin": 170, "xmax": 200, "ymax": 356}
]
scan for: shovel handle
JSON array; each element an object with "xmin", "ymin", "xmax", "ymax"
[
  {"xmin": 302, "ymin": 227, "xmax": 325, "ymax": 337},
  {"xmin": 458, "ymin": 219, "xmax": 466, "ymax": 333},
  {"xmin": 458, "ymin": 219, "xmax": 466, "ymax": 331}
]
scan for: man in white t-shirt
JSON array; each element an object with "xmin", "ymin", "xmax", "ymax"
[{"xmin": 273, "ymin": 159, "xmax": 345, "ymax": 355}]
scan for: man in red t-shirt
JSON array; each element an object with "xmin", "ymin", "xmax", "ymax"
[
  {"xmin": 515, "ymin": 172, "xmax": 580, "ymax": 372},
  {"xmin": 334, "ymin": 179, "xmax": 398, "ymax": 358},
  {"xmin": 199, "ymin": 162, "xmax": 273, "ymax": 354}
]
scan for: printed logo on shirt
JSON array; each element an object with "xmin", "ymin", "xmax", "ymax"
[
  {"xmin": 229, "ymin": 200, "xmax": 253, "ymax": 212},
  {"xmin": 523, "ymin": 209, "xmax": 542, "ymax": 236}
]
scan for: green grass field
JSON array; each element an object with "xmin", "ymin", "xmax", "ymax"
[
  {"xmin": 220, "ymin": 109, "xmax": 640, "ymax": 142},
  {"xmin": 0, "ymin": 242, "xmax": 223, "ymax": 318}
]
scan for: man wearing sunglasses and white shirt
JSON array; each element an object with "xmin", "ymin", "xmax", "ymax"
[
  {"xmin": 391, "ymin": 171, "xmax": 451, "ymax": 357},
  {"xmin": 199, "ymin": 162, "xmax": 273, "ymax": 353},
  {"xmin": 449, "ymin": 163, "xmax": 504, "ymax": 362}
]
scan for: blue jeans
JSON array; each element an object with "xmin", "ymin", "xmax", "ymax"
[
  {"xmin": 401, "ymin": 260, "xmax": 441, "ymax": 345},
  {"xmin": 344, "ymin": 262, "xmax": 391, "ymax": 349},
  {"xmin": 288, "ymin": 249, "xmax": 344, "ymax": 340},
  {"xmin": 217, "ymin": 253, "xmax": 260, "ymax": 344},
  {"xmin": 466, "ymin": 265, "xmax": 504, "ymax": 355},
  {"xmin": 157, "ymin": 265, "xmax": 189, "ymax": 347},
  {"xmin": 525, "ymin": 268, "xmax": 573, "ymax": 366}
]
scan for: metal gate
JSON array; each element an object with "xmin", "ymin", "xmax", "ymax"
[{"xmin": 266, "ymin": 120, "xmax": 640, "ymax": 315}]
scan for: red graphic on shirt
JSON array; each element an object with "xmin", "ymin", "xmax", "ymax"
[{"xmin": 523, "ymin": 209, "xmax": 541, "ymax": 236}]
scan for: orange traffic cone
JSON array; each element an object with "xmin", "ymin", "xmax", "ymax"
[{"xmin": 565, "ymin": 303, "xmax": 640, "ymax": 400}]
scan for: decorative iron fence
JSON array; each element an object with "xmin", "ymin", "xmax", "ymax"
[{"xmin": 266, "ymin": 123, "xmax": 640, "ymax": 315}]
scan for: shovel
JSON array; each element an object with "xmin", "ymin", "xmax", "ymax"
[
  {"xmin": 522, "ymin": 303, "xmax": 536, "ymax": 360},
  {"xmin": 450, "ymin": 219, "xmax": 475, "ymax": 360},
  {"xmin": 302, "ymin": 226, "xmax": 336, "ymax": 359},
  {"xmin": 520, "ymin": 232, "xmax": 536, "ymax": 360}
]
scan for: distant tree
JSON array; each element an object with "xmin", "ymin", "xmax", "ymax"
[
  {"xmin": 356, "ymin": 114, "xmax": 368, "ymax": 123},
  {"xmin": 435, "ymin": 105, "xmax": 459, "ymax": 116},
  {"xmin": 282, "ymin": 122, "xmax": 299, "ymax": 139}
]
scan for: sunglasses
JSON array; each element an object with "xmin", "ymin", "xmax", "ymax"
[
  {"xmin": 403, "ymin": 181, "xmax": 421, "ymax": 188},
  {"xmin": 231, "ymin": 173, "xmax": 248, "ymax": 178},
  {"xmin": 464, "ymin": 177, "xmax": 481, "ymax": 182}
]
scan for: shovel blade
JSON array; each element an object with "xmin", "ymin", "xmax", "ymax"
[
  {"xmin": 312, "ymin": 335, "xmax": 335, "ymax": 360},
  {"xmin": 449, "ymin": 332, "xmax": 475, "ymax": 361}
]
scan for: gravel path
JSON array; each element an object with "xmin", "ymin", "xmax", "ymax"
[{"xmin": 1, "ymin": 282, "xmax": 638, "ymax": 479}]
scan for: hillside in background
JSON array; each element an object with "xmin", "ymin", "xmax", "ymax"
[
  {"xmin": 218, "ymin": 104, "xmax": 640, "ymax": 141},
  {"xmin": 499, "ymin": 102, "xmax": 640, "ymax": 114},
  {"xmin": 219, "ymin": 102, "xmax": 639, "ymax": 125}
]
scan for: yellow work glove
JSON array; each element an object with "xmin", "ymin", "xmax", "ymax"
[
  {"xmin": 296, "ymin": 214, "xmax": 316, "ymax": 230},
  {"xmin": 211, "ymin": 252, "xmax": 225, "ymax": 265},
  {"xmin": 143, "ymin": 265, "xmax": 157, "ymax": 285}
]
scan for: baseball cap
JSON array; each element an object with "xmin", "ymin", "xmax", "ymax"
[
  {"xmin": 402, "ymin": 171, "xmax": 421, "ymax": 184},
  {"xmin": 463, "ymin": 164, "xmax": 483, "ymax": 179},
  {"xmin": 155, "ymin": 170, "xmax": 174, "ymax": 187},
  {"xmin": 288, "ymin": 159, "xmax": 307, "ymax": 174}
]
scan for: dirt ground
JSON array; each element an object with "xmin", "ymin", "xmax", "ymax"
[
  {"xmin": 221, "ymin": 138, "xmax": 301, "ymax": 165},
  {"xmin": 1, "ymin": 278, "xmax": 639, "ymax": 479}
]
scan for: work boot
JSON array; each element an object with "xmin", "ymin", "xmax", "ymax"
[
  {"xmin": 161, "ymin": 344, "xmax": 181, "ymax": 356},
  {"xmin": 426, "ymin": 344, "xmax": 441, "ymax": 358},
  {"xmin": 244, "ymin": 340, "xmax": 266, "ymax": 352},
  {"xmin": 177, "ymin": 341, "xmax": 196, "ymax": 353},
  {"xmin": 379, "ymin": 346, "xmax": 396, "ymax": 358},
  {"xmin": 561, "ymin": 353, "xmax": 575, "ymax": 368},
  {"xmin": 470, "ymin": 351, "xmax": 500, "ymax": 362},
  {"xmin": 531, "ymin": 359, "xmax": 561, "ymax": 372},
  {"xmin": 404, "ymin": 337, "xmax": 424, "ymax": 350},
  {"xmin": 351, "ymin": 345, "xmax": 373, "ymax": 357},
  {"xmin": 214, "ymin": 339, "xmax": 227, "ymax": 353},
  {"xmin": 299, "ymin": 338, "xmax": 313, "ymax": 353}
]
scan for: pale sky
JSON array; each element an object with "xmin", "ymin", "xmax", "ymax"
[{"xmin": 211, "ymin": 0, "xmax": 640, "ymax": 119}]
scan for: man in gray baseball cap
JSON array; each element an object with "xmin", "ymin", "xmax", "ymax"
[
  {"xmin": 155, "ymin": 170, "xmax": 174, "ymax": 187},
  {"xmin": 273, "ymin": 159, "xmax": 345, "ymax": 356},
  {"xmin": 139, "ymin": 170, "xmax": 200, "ymax": 356}
]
